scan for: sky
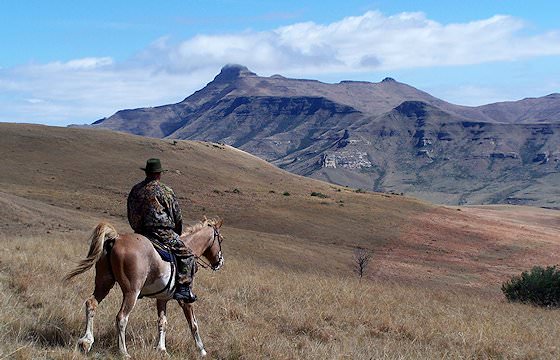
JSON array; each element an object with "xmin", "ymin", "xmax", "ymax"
[{"xmin": 1, "ymin": 0, "xmax": 559, "ymax": 126}]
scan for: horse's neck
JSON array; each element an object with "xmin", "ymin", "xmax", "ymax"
[{"xmin": 182, "ymin": 228, "xmax": 212, "ymax": 256}]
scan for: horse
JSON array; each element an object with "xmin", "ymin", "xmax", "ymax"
[{"xmin": 64, "ymin": 218, "xmax": 224, "ymax": 358}]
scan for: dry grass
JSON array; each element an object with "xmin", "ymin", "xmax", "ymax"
[
  {"xmin": 2, "ymin": 230, "xmax": 560, "ymax": 360},
  {"xmin": 2, "ymin": 124, "xmax": 560, "ymax": 359}
]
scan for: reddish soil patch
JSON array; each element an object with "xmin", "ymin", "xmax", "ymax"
[{"xmin": 374, "ymin": 206, "xmax": 560, "ymax": 295}]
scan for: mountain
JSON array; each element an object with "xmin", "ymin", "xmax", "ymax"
[{"xmin": 92, "ymin": 65, "xmax": 560, "ymax": 207}]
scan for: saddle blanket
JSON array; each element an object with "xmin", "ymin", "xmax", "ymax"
[
  {"xmin": 154, "ymin": 246, "xmax": 173, "ymax": 263},
  {"xmin": 144, "ymin": 236, "xmax": 174, "ymax": 263}
]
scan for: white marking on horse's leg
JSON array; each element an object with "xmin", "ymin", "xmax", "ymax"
[
  {"xmin": 76, "ymin": 296, "xmax": 97, "ymax": 353},
  {"xmin": 116, "ymin": 291, "xmax": 138, "ymax": 358},
  {"xmin": 191, "ymin": 313, "xmax": 207, "ymax": 357},
  {"xmin": 180, "ymin": 301, "xmax": 206, "ymax": 357},
  {"xmin": 117, "ymin": 314, "xmax": 130, "ymax": 358},
  {"xmin": 156, "ymin": 300, "xmax": 168, "ymax": 353}
]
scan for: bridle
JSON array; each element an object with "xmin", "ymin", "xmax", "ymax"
[{"xmin": 195, "ymin": 225, "xmax": 224, "ymax": 271}]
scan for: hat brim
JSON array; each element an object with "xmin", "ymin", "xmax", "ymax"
[{"xmin": 140, "ymin": 167, "xmax": 168, "ymax": 172}]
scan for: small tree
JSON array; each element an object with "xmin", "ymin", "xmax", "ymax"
[{"xmin": 353, "ymin": 247, "xmax": 372, "ymax": 279}]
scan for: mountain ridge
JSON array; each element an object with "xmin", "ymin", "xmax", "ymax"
[{"xmin": 91, "ymin": 65, "xmax": 560, "ymax": 207}]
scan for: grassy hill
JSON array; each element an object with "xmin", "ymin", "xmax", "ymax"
[{"xmin": 1, "ymin": 123, "xmax": 560, "ymax": 359}]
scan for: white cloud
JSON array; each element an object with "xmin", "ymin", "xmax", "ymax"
[
  {"xmin": 1, "ymin": 10, "xmax": 560, "ymax": 125},
  {"xmin": 158, "ymin": 11, "xmax": 560, "ymax": 74},
  {"xmin": 0, "ymin": 61, "xmax": 215, "ymax": 125},
  {"xmin": 25, "ymin": 98, "xmax": 45, "ymax": 104},
  {"xmin": 65, "ymin": 57, "xmax": 114, "ymax": 69}
]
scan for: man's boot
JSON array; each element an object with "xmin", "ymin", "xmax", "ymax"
[
  {"xmin": 173, "ymin": 256, "xmax": 197, "ymax": 302},
  {"xmin": 174, "ymin": 283, "xmax": 196, "ymax": 302}
]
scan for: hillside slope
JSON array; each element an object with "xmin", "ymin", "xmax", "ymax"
[{"xmin": 2, "ymin": 123, "xmax": 560, "ymax": 289}]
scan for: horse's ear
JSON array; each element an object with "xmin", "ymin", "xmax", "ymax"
[{"xmin": 216, "ymin": 218, "xmax": 223, "ymax": 228}]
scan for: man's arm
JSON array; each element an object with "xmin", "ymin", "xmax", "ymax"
[
  {"xmin": 171, "ymin": 192, "xmax": 183, "ymax": 235},
  {"xmin": 127, "ymin": 189, "xmax": 141, "ymax": 233}
]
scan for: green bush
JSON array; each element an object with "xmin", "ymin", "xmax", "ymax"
[
  {"xmin": 502, "ymin": 265, "xmax": 560, "ymax": 307},
  {"xmin": 310, "ymin": 192, "xmax": 329, "ymax": 198},
  {"xmin": 283, "ymin": 192, "xmax": 290, "ymax": 196}
]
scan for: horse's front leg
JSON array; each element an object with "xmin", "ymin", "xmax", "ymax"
[
  {"xmin": 156, "ymin": 299, "xmax": 168, "ymax": 353},
  {"xmin": 179, "ymin": 300, "xmax": 207, "ymax": 357}
]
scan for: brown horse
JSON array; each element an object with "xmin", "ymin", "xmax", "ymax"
[{"xmin": 65, "ymin": 218, "xmax": 224, "ymax": 358}]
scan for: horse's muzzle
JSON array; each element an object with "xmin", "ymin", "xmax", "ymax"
[{"xmin": 211, "ymin": 252, "xmax": 224, "ymax": 271}]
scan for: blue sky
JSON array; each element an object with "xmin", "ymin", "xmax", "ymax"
[{"xmin": 1, "ymin": 0, "xmax": 559, "ymax": 125}]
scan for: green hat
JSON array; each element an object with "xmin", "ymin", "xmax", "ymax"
[{"xmin": 141, "ymin": 158, "xmax": 166, "ymax": 173}]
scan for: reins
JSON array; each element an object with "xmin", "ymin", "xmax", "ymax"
[{"xmin": 195, "ymin": 226, "xmax": 223, "ymax": 271}]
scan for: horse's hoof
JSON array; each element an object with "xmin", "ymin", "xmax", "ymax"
[
  {"xmin": 76, "ymin": 338, "xmax": 93, "ymax": 353},
  {"xmin": 156, "ymin": 347, "xmax": 169, "ymax": 356},
  {"xmin": 200, "ymin": 348, "xmax": 207, "ymax": 357}
]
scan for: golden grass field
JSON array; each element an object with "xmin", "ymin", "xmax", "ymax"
[{"xmin": 1, "ymin": 123, "xmax": 560, "ymax": 359}]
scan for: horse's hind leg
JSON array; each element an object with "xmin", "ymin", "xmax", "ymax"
[
  {"xmin": 77, "ymin": 258, "xmax": 115, "ymax": 353},
  {"xmin": 179, "ymin": 301, "xmax": 207, "ymax": 357},
  {"xmin": 116, "ymin": 290, "xmax": 139, "ymax": 358},
  {"xmin": 156, "ymin": 299, "xmax": 168, "ymax": 353}
]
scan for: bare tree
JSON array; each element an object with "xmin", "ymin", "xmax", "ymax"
[{"xmin": 353, "ymin": 247, "xmax": 372, "ymax": 279}]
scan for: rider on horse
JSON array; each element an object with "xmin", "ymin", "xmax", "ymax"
[{"xmin": 127, "ymin": 158, "xmax": 197, "ymax": 302}]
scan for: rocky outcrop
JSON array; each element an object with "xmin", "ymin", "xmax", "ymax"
[
  {"xmin": 533, "ymin": 153, "xmax": 550, "ymax": 164},
  {"xmin": 213, "ymin": 64, "xmax": 257, "ymax": 83},
  {"xmin": 321, "ymin": 151, "xmax": 372, "ymax": 169},
  {"xmin": 490, "ymin": 152, "xmax": 519, "ymax": 159}
]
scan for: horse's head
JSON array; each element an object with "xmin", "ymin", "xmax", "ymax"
[
  {"xmin": 202, "ymin": 218, "xmax": 224, "ymax": 271},
  {"xmin": 183, "ymin": 217, "xmax": 225, "ymax": 271}
]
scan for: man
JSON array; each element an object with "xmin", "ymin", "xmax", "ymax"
[{"xmin": 127, "ymin": 158, "xmax": 197, "ymax": 302}]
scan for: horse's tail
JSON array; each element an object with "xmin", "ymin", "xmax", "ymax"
[{"xmin": 64, "ymin": 222, "xmax": 118, "ymax": 282}]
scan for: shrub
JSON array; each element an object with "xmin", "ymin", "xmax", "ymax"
[
  {"xmin": 283, "ymin": 192, "xmax": 290, "ymax": 196},
  {"xmin": 502, "ymin": 265, "xmax": 560, "ymax": 307},
  {"xmin": 310, "ymin": 192, "xmax": 329, "ymax": 198}
]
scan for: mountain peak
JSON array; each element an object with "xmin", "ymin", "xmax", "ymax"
[{"xmin": 213, "ymin": 64, "xmax": 256, "ymax": 83}]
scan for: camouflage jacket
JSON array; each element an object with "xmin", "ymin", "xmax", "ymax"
[{"xmin": 127, "ymin": 179, "xmax": 183, "ymax": 243}]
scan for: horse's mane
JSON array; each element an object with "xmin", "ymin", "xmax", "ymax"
[{"xmin": 182, "ymin": 217, "xmax": 221, "ymax": 236}]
